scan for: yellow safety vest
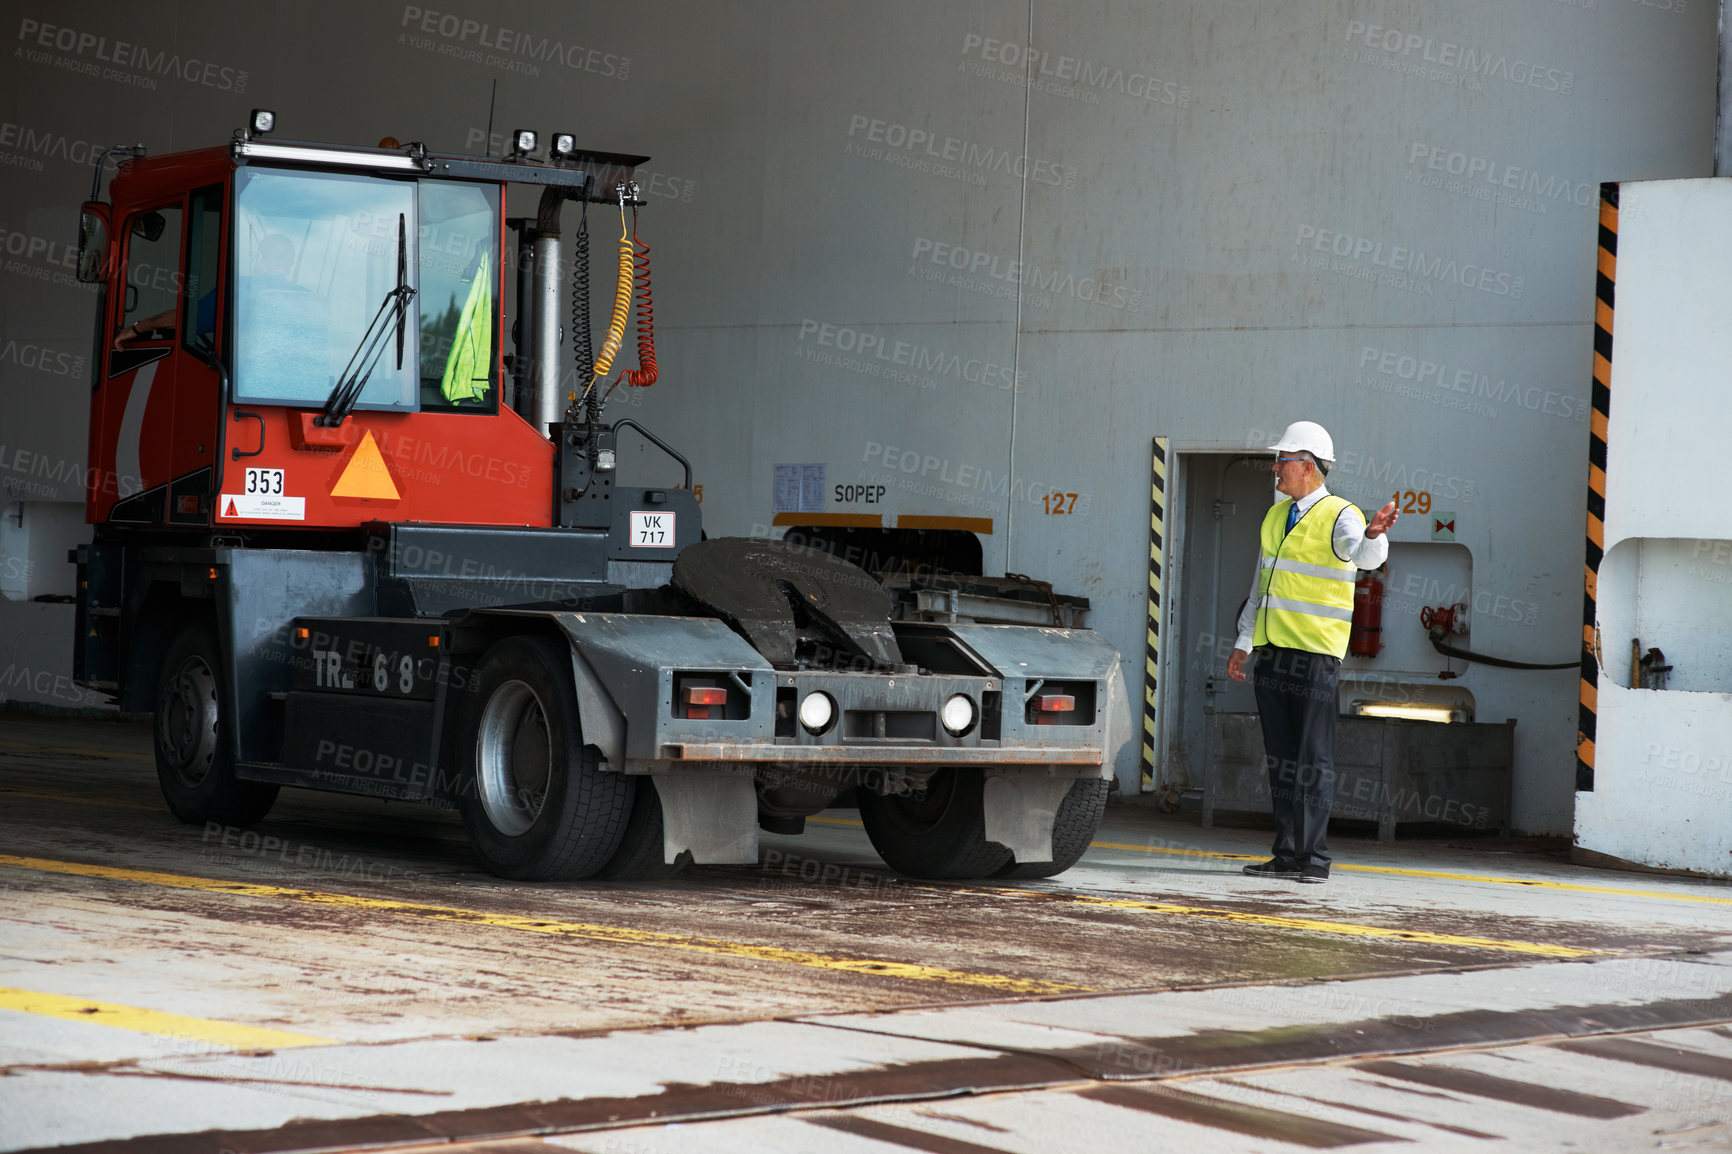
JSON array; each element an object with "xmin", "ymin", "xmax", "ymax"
[{"xmin": 1253, "ymin": 493, "xmax": 1359, "ymax": 657}]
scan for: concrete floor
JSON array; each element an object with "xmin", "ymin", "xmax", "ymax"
[{"xmin": 3, "ymin": 713, "xmax": 1731, "ymax": 1152}]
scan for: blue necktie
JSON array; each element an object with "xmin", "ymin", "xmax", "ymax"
[{"xmin": 1285, "ymin": 502, "xmax": 1300, "ymax": 534}]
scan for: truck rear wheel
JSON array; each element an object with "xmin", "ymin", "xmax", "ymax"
[
  {"xmin": 858, "ymin": 767, "xmax": 1012, "ymax": 880},
  {"xmin": 458, "ymin": 635, "xmax": 632, "ymax": 880},
  {"xmin": 154, "ymin": 622, "xmax": 278, "ymax": 827},
  {"xmin": 595, "ymin": 777, "xmax": 691, "ymax": 881},
  {"xmin": 996, "ymin": 777, "xmax": 1108, "ymax": 879}
]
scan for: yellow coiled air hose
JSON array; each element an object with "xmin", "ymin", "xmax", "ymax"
[{"xmin": 589, "ymin": 203, "xmax": 632, "ymax": 390}]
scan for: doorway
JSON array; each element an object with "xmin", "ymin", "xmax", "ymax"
[{"xmin": 1160, "ymin": 452, "xmax": 1275, "ymax": 795}]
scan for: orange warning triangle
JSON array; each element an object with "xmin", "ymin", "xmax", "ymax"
[
  {"xmin": 224, "ymin": 497, "xmax": 238, "ymax": 517},
  {"xmin": 331, "ymin": 430, "xmax": 400, "ymax": 500}
]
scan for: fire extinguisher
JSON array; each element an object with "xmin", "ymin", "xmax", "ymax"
[{"xmin": 1350, "ymin": 565, "xmax": 1385, "ymax": 657}]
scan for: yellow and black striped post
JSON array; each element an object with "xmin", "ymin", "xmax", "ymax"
[
  {"xmin": 1141, "ymin": 436, "xmax": 1168, "ymax": 791},
  {"xmin": 1578, "ymin": 183, "xmax": 1617, "ymax": 793}
]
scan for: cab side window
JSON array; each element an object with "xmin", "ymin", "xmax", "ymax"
[
  {"xmin": 120, "ymin": 204, "xmax": 184, "ymax": 340},
  {"xmin": 182, "ymin": 186, "xmax": 223, "ymax": 355}
]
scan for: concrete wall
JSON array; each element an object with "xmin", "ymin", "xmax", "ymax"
[
  {"xmin": 1575, "ymin": 177, "xmax": 1732, "ymax": 876},
  {"xmin": 0, "ymin": 2, "xmax": 1715, "ymax": 832}
]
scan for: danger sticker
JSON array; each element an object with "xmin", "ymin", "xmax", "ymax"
[{"xmin": 221, "ymin": 493, "xmax": 306, "ymax": 520}]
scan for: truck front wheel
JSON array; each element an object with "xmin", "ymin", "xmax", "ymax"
[
  {"xmin": 458, "ymin": 635, "xmax": 632, "ymax": 880},
  {"xmin": 154, "ymin": 623, "xmax": 278, "ymax": 827},
  {"xmin": 858, "ymin": 767, "xmax": 1012, "ymax": 880}
]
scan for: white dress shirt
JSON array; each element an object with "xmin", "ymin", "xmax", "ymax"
[{"xmin": 1232, "ymin": 485, "xmax": 1389, "ymax": 653}]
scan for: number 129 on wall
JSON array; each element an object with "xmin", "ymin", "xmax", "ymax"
[{"xmin": 630, "ymin": 510, "xmax": 676, "ymax": 547}]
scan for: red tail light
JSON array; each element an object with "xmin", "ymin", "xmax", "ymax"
[
  {"xmin": 1035, "ymin": 694, "xmax": 1076, "ymax": 712},
  {"xmin": 685, "ymin": 685, "xmax": 727, "ymax": 719}
]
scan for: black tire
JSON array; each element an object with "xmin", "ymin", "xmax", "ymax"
[
  {"xmin": 458, "ymin": 635, "xmax": 632, "ymax": 880},
  {"xmin": 858, "ymin": 767, "xmax": 1012, "ymax": 880},
  {"xmin": 153, "ymin": 621, "xmax": 278, "ymax": 826},
  {"xmin": 996, "ymin": 777, "xmax": 1108, "ymax": 879},
  {"xmin": 595, "ymin": 777, "xmax": 691, "ymax": 881}
]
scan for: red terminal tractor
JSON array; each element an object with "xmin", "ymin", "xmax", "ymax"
[{"xmin": 70, "ymin": 111, "xmax": 1129, "ymax": 881}]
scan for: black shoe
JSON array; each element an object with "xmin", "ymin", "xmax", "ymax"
[
  {"xmin": 1297, "ymin": 863, "xmax": 1330, "ymax": 884},
  {"xmin": 1242, "ymin": 858, "xmax": 1302, "ymax": 878}
]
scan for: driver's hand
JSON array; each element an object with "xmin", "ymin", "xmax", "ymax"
[
  {"xmin": 1227, "ymin": 648, "xmax": 1250, "ymax": 682},
  {"xmin": 113, "ymin": 323, "xmax": 137, "ymax": 349}
]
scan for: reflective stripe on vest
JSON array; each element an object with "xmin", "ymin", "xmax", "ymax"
[{"xmin": 1253, "ymin": 493, "xmax": 1358, "ymax": 656}]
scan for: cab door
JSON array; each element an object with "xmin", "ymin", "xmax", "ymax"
[
  {"xmin": 100, "ymin": 198, "xmax": 183, "ymax": 524},
  {"xmin": 97, "ymin": 186, "xmax": 227, "ymax": 526}
]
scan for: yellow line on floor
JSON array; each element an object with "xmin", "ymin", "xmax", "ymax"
[
  {"xmin": 984, "ymin": 888, "xmax": 1602, "ymax": 958},
  {"xmin": 0, "ymin": 788, "xmax": 159, "ymax": 812},
  {"xmin": 1086, "ymin": 841, "xmax": 1732, "ymax": 906},
  {"xmin": 807, "ymin": 817, "xmax": 1595, "ymax": 956},
  {"xmin": 0, "ymin": 985, "xmax": 334, "ymax": 1049},
  {"xmin": 0, "ymin": 854, "xmax": 1086, "ymax": 997},
  {"xmin": 0, "ymin": 740, "xmax": 155, "ymax": 764}
]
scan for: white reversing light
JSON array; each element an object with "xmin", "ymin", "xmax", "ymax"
[
  {"xmin": 798, "ymin": 692, "xmax": 835, "ymax": 734},
  {"xmin": 511, "ymin": 128, "xmax": 538, "ymax": 157},
  {"xmin": 940, "ymin": 694, "xmax": 976, "ymax": 736}
]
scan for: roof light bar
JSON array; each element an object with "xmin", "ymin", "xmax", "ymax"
[{"xmin": 232, "ymin": 139, "xmax": 426, "ymax": 173}]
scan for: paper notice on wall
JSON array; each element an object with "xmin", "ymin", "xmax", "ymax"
[{"xmin": 773, "ymin": 463, "xmax": 826, "ymax": 513}]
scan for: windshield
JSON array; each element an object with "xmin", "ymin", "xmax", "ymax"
[
  {"xmin": 230, "ymin": 169, "xmax": 502, "ymax": 414},
  {"xmin": 232, "ymin": 167, "xmax": 418, "ymax": 410}
]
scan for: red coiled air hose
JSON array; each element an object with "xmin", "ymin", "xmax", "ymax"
[{"xmin": 623, "ymin": 214, "xmax": 657, "ymax": 387}]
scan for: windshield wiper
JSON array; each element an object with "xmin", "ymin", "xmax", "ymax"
[{"xmin": 316, "ymin": 212, "xmax": 415, "ymax": 428}]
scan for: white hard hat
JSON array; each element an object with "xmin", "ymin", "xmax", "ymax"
[{"xmin": 1268, "ymin": 421, "xmax": 1335, "ymax": 463}]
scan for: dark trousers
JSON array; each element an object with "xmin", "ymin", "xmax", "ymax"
[{"xmin": 1251, "ymin": 646, "xmax": 1339, "ymax": 868}]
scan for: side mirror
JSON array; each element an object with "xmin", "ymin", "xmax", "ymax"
[
  {"xmin": 75, "ymin": 204, "xmax": 109, "ymax": 284},
  {"xmin": 130, "ymin": 210, "xmax": 166, "ymax": 242}
]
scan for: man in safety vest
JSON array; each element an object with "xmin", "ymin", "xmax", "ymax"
[{"xmin": 1226, "ymin": 421, "xmax": 1398, "ymax": 883}]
